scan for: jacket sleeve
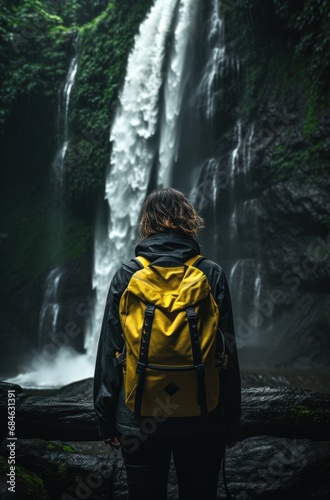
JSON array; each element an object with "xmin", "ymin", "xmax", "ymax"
[
  {"xmin": 199, "ymin": 259, "xmax": 242, "ymax": 443},
  {"xmin": 93, "ymin": 263, "xmax": 136, "ymax": 439},
  {"xmin": 217, "ymin": 271, "xmax": 242, "ymax": 443}
]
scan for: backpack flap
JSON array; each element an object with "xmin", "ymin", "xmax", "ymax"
[{"xmin": 127, "ymin": 263, "xmax": 211, "ymax": 312}]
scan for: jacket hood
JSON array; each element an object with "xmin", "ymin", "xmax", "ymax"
[{"xmin": 135, "ymin": 230, "xmax": 200, "ymax": 262}]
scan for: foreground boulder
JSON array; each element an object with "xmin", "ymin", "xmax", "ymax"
[
  {"xmin": 241, "ymin": 386, "xmax": 330, "ymax": 440},
  {"xmin": 0, "ymin": 436, "xmax": 329, "ymax": 499},
  {"xmin": 0, "ymin": 438, "xmax": 113, "ymax": 500},
  {"xmin": 220, "ymin": 435, "xmax": 330, "ymax": 500}
]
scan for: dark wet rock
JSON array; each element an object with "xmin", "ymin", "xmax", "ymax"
[
  {"xmin": 219, "ymin": 436, "xmax": 330, "ymax": 500},
  {"xmin": 0, "ymin": 438, "xmax": 113, "ymax": 500},
  {"xmin": 0, "ymin": 436, "xmax": 328, "ymax": 500},
  {"xmin": 0, "ymin": 384, "xmax": 329, "ymax": 441},
  {"xmin": 241, "ymin": 369, "xmax": 330, "ymax": 394},
  {"xmin": 57, "ymin": 377, "xmax": 94, "ymax": 399},
  {"xmin": 0, "ymin": 381, "xmax": 23, "ymax": 397},
  {"xmin": 241, "ymin": 387, "xmax": 330, "ymax": 441},
  {"xmin": 0, "ymin": 380, "xmax": 98, "ymax": 440},
  {"xmin": 7, "ymin": 395, "xmax": 99, "ymax": 441},
  {"xmin": 241, "ymin": 372, "xmax": 292, "ymax": 389}
]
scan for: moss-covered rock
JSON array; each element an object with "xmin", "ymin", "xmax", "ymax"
[
  {"xmin": 0, "ymin": 455, "xmax": 49, "ymax": 499},
  {"xmin": 0, "ymin": 438, "xmax": 113, "ymax": 500}
]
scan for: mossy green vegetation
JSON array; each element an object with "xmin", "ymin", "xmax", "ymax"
[
  {"xmin": 0, "ymin": 441, "xmax": 88, "ymax": 499},
  {"xmin": 0, "ymin": 455, "xmax": 50, "ymax": 499},
  {"xmin": 44, "ymin": 440, "xmax": 75, "ymax": 454},
  {"xmin": 270, "ymin": 143, "xmax": 324, "ymax": 182},
  {"xmin": 62, "ymin": 444, "xmax": 76, "ymax": 454},
  {"xmin": 15, "ymin": 464, "xmax": 49, "ymax": 499},
  {"xmin": 66, "ymin": 0, "xmax": 154, "ymax": 199},
  {"xmin": 290, "ymin": 404, "xmax": 322, "ymax": 422},
  {"xmin": 0, "ymin": 0, "xmax": 72, "ymax": 128},
  {"xmin": 57, "ymin": 461, "xmax": 69, "ymax": 478}
]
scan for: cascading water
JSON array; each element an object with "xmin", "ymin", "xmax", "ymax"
[
  {"xmin": 38, "ymin": 267, "xmax": 63, "ymax": 348},
  {"xmin": 226, "ymin": 121, "xmax": 266, "ymax": 350},
  {"xmin": 38, "ymin": 51, "xmax": 78, "ymax": 346},
  {"xmin": 188, "ymin": 2, "xmax": 264, "ymax": 358},
  {"xmin": 85, "ymin": 0, "xmax": 200, "ymax": 364},
  {"xmin": 198, "ymin": 0, "xmax": 226, "ymax": 122},
  {"xmin": 52, "ymin": 54, "xmax": 78, "ymax": 184}
]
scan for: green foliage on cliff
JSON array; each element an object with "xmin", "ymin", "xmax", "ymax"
[
  {"xmin": 270, "ymin": 143, "xmax": 324, "ymax": 182},
  {"xmin": 0, "ymin": 0, "xmax": 73, "ymax": 128},
  {"xmin": 0, "ymin": 0, "xmax": 153, "ymax": 193},
  {"xmin": 50, "ymin": 0, "xmax": 110, "ymax": 26},
  {"xmin": 0, "ymin": 0, "xmax": 153, "ymax": 288},
  {"xmin": 65, "ymin": 0, "xmax": 154, "ymax": 199},
  {"xmin": 223, "ymin": 0, "xmax": 329, "ymax": 187},
  {"xmin": 223, "ymin": 0, "xmax": 330, "ymax": 130}
]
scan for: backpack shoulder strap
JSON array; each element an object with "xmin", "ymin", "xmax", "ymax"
[
  {"xmin": 186, "ymin": 255, "xmax": 226, "ymax": 367},
  {"xmin": 133, "ymin": 256, "xmax": 150, "ymax": 268},
  {"xmin": 185, "ymin": 254, "xmax": 204, "ymax": 267}
]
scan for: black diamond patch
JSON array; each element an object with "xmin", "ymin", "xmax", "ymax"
[{"xmin": 164, "ymin": 382, "xmax": 179, "ymax": 396}]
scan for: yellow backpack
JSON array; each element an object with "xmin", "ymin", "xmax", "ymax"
[{"xmin": 118, "ymin": 255, "xmax": 225, "ymax": 418}]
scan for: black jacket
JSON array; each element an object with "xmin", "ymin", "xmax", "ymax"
[{"xmin": 93, "ymin": 231, "xmax": 241, "ymax": 443}]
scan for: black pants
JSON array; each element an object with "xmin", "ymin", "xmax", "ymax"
[{"xmin": 120, "ymin": 433, "xmax": 225, "ymax": 500}]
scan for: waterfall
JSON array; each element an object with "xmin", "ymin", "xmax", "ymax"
[
  {"xmin": 230, "ymin": 120, "xmax": 242, "ymax": 181},
  {"xmin": 190, "ymin": 0, "xmax": 233, "ymax": 249},
  {"xmin": 226, "ymin": 121, "xmax": 268, "ymax": 350},
  {"xmin": 187, "ymin": 1, "xmax": 263, "ymax": 357},
  {"xmin": 38, "ymin": 268, "xmax": 62, "ymax": 348},
  {"xmin": 85, "ymin": 0, "xmax": 199, "ymax": 364},
  {"xmin": 38, "ymin": 52, "xmax": 78, "ymax": 346},
  {"xmin": 52, "ymin": 55, "xmax": 78, "ymax": 183},
  {"xmin": 157, "ymin": 0, "xmax": 199, "ymax": 187},
  {"xmin": 198, "ymin": 0, "xmax": 225, "ymax": 121}
]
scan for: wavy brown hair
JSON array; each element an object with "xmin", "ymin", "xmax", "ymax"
[{"xmin": 138, "ymin": 188, "xmax": 204, "ymax": 239}]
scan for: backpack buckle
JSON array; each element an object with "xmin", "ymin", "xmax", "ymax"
[
  {"xmin": 216, "ymin": 353, "xmax": 228, "ymax": 369},
  {"xmin": 114, "ymin": 351, "xmax": 125, "ymax": 366},
  {"xmin": 136, "ymin": 361, "xmax": 146, "ymax": 374},
  {"xmin": 145, "ymin": 304, "xmax": 155, "ymax": 317},
  {"xmin": 186, "ymin": 307, "xmax": 197, "ymax": 319}
]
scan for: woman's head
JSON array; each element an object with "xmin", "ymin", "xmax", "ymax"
[{"xmin": 138, "ymin": 188, "xmax": 204, "ymax": 239}]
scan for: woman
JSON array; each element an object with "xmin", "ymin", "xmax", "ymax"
[{"xmin": 93, "ymin": 188, "xmax": 241, "ymax": 499}]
